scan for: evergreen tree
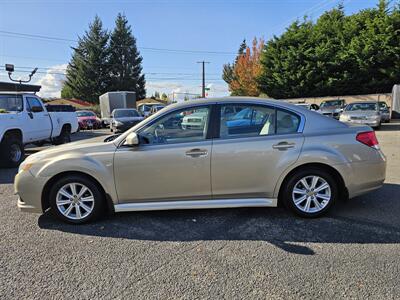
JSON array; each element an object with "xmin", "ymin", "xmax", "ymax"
[
  {"xmin": 109, "ymin": 13, "xmax": 146, "ymax": 99},
  {"xmin": 257, "ymin": 1, "xmax": 400, "ymax": 98},
  {"xmin": 222, "ymin": 39, "xmax": 247, "ymax": 85},
  {"xmin": 63, "ymin": 16, "xmax": 110, "ymax": 103}
]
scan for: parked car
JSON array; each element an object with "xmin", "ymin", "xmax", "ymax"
[
  {"xmin": 149, "ymin": 104, "xmax": 166, "ymax": 115},
  {"xmin": 138, "ymin": 103, "xmax": 163, "ymax": 118},
  {"xmin": 295, "ymin": 103, "xmax": 320, "ymax": 111},
  {"xmin": 16, "ymin": 97, "xmax": 386, "ymax": 224},
  {"xmin": 181, "ymin": 109, "xmax": 209, "ymax": 130},
  {"xmin": 319, "ymin": 99, "xmax": 346, "ymax": 119},
  {"xmin": 76, "ymin": 110, "xmax": 102, "ymax": 130},
  {"xmin": 0, "ymin": 92, "xmax": 78, "ymax": 167},
  {"xmin": 339, "ymin": 101, "xmax": 382, "ymax": 129},
  {"xmin": 378, "ymin": 101, "xmax": 391, "ymax": 123},
  {"xmin": 110, "ymin": 108, "xmax": 144, "ymax": 133},
  {"xmin": 99, "ymin": 92, "xmax": 136, "ymax": 127}
]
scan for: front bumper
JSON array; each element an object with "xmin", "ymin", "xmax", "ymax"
[
  {"xmin": 15, "ymin": 169, "xmax": 47, "ymax": 214},
  {"xmin": 346, "ymin": 119, "xmax": 380, "ymax": 127},
  {"xmin": 112, "ymin": 121, "xmax": 141, "ymax": 132}
]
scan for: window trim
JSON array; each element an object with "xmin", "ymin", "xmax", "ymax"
[
  {"xmin": 26, "ymin": 96, "xmax": 44, "ymax": 113},
  {"xmin": 214, "ymin": 102, "xmax": 304, "ymax": 140},
  {"xmin": 119, "ymin": 104, "xmax": 214, "ymax": 148}
]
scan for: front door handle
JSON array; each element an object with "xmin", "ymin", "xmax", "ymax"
[
  {"xmin": 185, "ymin": 148, "xmax": 208, "ymax": 157},
  {"xmin": 272, "ymin": 142, "xmax": 295, "ymax": 150}
]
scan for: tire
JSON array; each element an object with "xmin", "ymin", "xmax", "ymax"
[
  {"xmin": 282, "ymin": 168, "xmax": 338, "ymax": 218},
  {"xmin": 0, "ymin": 136, "xmax": 25, "ymax": 168},
  {"xmin": 53, "ymin": 127, "xmax": 71, "ymax": 145},
  {"xmin": 49, "ymin": 174, "xmax": 105, "ymax": 224}
]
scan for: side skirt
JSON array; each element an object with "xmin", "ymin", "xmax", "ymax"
[{"xmin": 114, "ymin": 198, "xmax": 277, "ymax": 213}]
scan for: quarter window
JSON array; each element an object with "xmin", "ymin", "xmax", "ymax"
[
  {"xmin": 139, "ymin": 106, "xmax": 210, "ymax": 145},
  {"xmin": 276, "ymin": 110, "xmax": 300, "ymax": 134}
]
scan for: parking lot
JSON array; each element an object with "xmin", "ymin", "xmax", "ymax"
[{"xmin": 1, "ymin": 122, "xmax": 399, "ymax": 299}]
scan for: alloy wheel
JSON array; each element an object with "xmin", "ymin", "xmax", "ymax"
[
  {"xmin": 56, "ymin": 183, "xmax": 95, "ymax": 220},
  {"xmin": 292, "ymin": 175, "xmax": 331, "ymax": 213}
]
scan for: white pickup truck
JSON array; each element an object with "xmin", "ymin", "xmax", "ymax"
[{"xmin": 0, "ymin": 92, "xmax": 78, "ymax": 167}]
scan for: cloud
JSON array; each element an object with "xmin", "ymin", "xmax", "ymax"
[{"xmin": 35, "ymin": 64, "xmax": 67, "ymax": 98}]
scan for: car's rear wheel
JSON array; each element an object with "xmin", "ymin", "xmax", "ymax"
[
  {"xmin": 53, "ymin": 127, "xmax": 71, "ymax": 145},
  {"xmin": 282, "ymin": 168, "xmax": 338, "ymax": 218},
  {"xmin": 49, "ymin": 175, "xmax": 105, "ymax": 224}
]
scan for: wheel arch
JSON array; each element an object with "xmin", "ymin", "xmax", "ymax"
[
  {"xmin": 276, "ymin": 162, "xmax": 348, "ymax": 204},
  {"xmin": 1, "ymin": 128, "xmax": 23, "ymax": 143},
  {"xmin": 41, "ymin": 170, "xmax": 115, "ymax": 214}
]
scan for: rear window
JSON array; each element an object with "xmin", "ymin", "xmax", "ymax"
[{"xmin": 0, "ymin": 94, "xmax": 23, "ymax": 112}]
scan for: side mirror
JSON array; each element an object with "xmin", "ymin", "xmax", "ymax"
[
  {"xmin": 31, "ymin": 106, "xmax": 43, "ymax": 113},
  {"xmin": 125, "ymin": 132, "xmax": 139, "ymax": 146}
]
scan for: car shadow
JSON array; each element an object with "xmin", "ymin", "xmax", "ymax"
[
  {"xmin": 38, "ymin": 183, "xmax": 400, "ymax": 256},
  {"xmin": 0, "ymin": 168, "xmax": 17, "ymax": 184}
]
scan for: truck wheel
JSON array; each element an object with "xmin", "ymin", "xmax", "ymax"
[
  {"xmin": 53, "ymin": 127, "xmax": 71, "ymax": 145},
  {"xmin": 0, "ymin": 137, "xmax": 25, "ymax": 167}
]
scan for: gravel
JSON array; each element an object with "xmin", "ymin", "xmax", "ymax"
[{"xmin": 1, "ymin": 123, "xmax": 399, "ymax": 299}]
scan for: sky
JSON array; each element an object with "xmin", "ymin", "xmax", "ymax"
[{"xmin": 0, "ymin": 0, "xmax": 380, "ymax": 100}]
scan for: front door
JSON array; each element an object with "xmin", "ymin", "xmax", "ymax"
[
  {"xmin": 211, "ymin": 103, "xmax": 305, "ymax": 199},
  {"xmin": 25, "ymin": 96, "xmax": 52, "ymax": 141},
  {"xmin": 113, "ymin": 105, "xmax": 213, "ymax": 203}
]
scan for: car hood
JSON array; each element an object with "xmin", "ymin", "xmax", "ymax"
[
  {"xmin": 342, "ymin": 111, "xmax": 379, "ymax": 117},
  {"xmin": 78, "ymin": 116, "xmax": 97, "ymax": 121},
  {"xmin": 114, "ymin": 117, "xmax": 144, "ymax": 122},
  {"xmin": 25, "ymin": 135, "xmax": 115, "ymax": 163},
  {"xmin": 319, "ymin": 106, "xmax": 340, "ymax": 112}
]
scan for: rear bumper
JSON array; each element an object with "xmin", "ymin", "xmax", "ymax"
[{"xmin": 337, "ymin": 155, "xmax": 386, "ymax": 199}]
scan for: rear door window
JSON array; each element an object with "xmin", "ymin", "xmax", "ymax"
[{"xmin": 219, "ymin": 103, "xmax": 301, "ymax": 138}]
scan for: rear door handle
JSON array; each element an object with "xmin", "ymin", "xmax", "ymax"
[
  {"xmin": 185, "ymin": 148, "xmax": 208, "ymax": 157},
  {"xmin": 272, "ymin": 142, "xmax": 295, "ymax": 150}
]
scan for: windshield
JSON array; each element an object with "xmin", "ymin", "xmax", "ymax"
[
  {"xmin": 0, "ymin": 95, "xmax": 23, "ymax": 113},
  {"xmin": 320, "ymin": 100, "xmax": 342, "ymax": 108},
  {"xmin": 114, "ymin": 109, "xmax": 140, "ymax": 118},
  {"xmin": 345, "ymin": 103, "xmax": 378, "ymax": 111},
  {"xmin": 77, "ymin": 111, "xmax": 95, "ymax": 117}
]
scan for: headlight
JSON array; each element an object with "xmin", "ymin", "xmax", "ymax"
[
  {"xmin": 340, "ymin": 115, "xmax": 350, "ymax": 121},
  {"xmin": 114, "ymin": 121, "xmax": 123, "ymax": 126}
]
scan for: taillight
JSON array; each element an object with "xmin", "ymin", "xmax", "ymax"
[{"xmin": 356, "ymin": 131, "xmax": 379, "ymax": 149}]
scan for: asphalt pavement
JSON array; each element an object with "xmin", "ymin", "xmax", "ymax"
[{"xmin": 0, "ymin": 123, "xmax": 399, "ymax": 299}]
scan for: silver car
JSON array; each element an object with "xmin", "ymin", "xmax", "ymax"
[
  {"xmin": 15, "ymin": 97, "xmax": 386, "ymax": 224},
  {"xmin": 339, "ymin": 102, "xmax": 382, "ymax": 129}
]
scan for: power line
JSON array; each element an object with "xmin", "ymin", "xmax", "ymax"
[{"xmin": 0, "ymin": 30, "xmax": 237, "ymax": 55}]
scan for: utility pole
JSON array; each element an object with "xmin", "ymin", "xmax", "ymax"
[{"xmin": 197, "ymin": 61, "xmax": 210, "ymax": 98}]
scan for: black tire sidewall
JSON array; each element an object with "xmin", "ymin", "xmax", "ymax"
[
  {"xmin": 282, "ymin": 168, "xmax": 338, "ymax": 218},
  {"xmin": 0, "ymin": 137, "xmax": 25, "ymax": 167},
  {"xmin": 49, "ymin": 175, "xmax": 105, "ymax": 224}
]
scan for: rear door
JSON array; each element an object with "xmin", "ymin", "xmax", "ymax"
[
  {"xmin": 211, "ymin": 103, "xmax": 305, "ymax": 199},
  {"xmin": 25, "ymin": 96, "xmax": 52, "ymax": 141}
]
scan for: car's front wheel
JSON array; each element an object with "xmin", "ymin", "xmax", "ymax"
[
  {"xmin": 49, "ymin": 175, "xmax": 105, "ymax": 224},
  {"xmin": 282, "ymin": 168, "xmax": 338, "ymax": 218}
]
